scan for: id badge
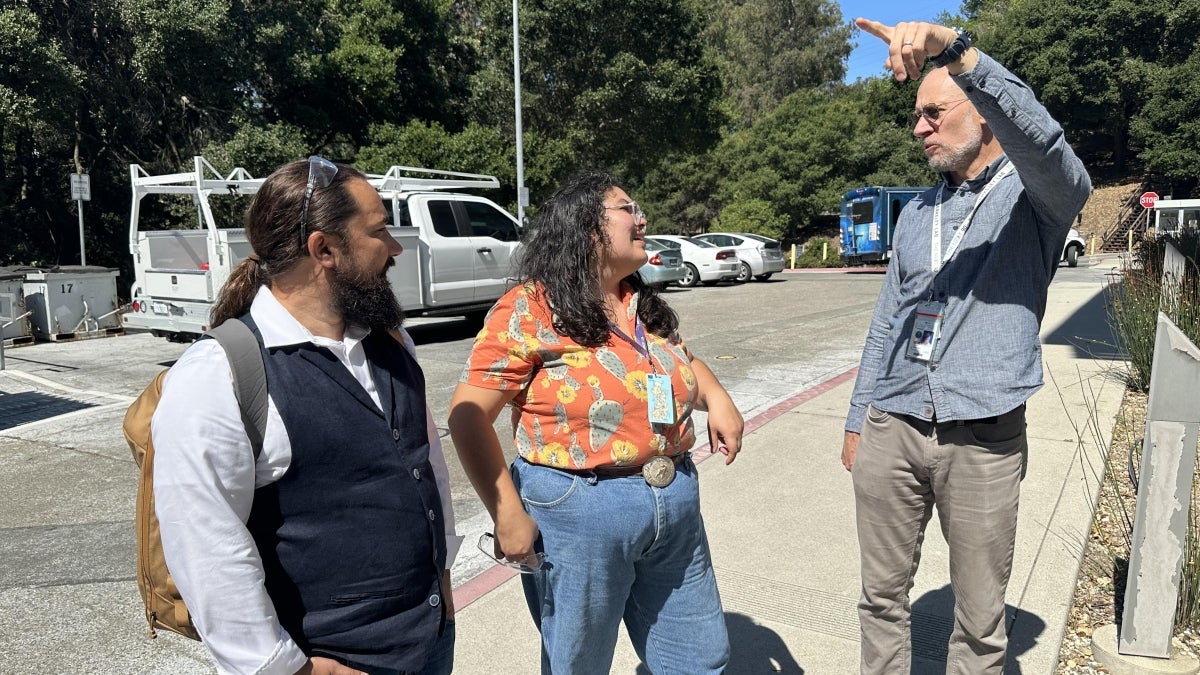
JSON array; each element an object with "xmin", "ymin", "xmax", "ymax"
[
  {"xmin": 646, "ymin": 374, "xmax": 675, "ymax": 424},
  {"xmin": 906, "ymin": 301, "xmax": 945, "ymax": 363}
]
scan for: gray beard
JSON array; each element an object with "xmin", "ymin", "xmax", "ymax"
[
  {"xmin": 330, "ymin": 260, "xmax": 405, "ymax": 332},
  {"xmin": 927, "ymin": 127, "xmax": 984, "ymax": 176}
]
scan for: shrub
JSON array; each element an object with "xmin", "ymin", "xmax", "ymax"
[{"xmin": 794, "ymin": 236, "xmax": 845, "ymax": 268}]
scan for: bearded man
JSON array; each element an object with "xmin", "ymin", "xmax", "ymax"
[
  {"xmin": 840, "ymin": 19, "xmax": 1091, "ymax": 675},
  {"xmin": 154, "ymin": 158, "xmax": 460, "ymax": 675}
]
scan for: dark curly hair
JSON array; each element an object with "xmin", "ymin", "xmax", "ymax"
[{"xmin": 518, "ymin": 170, "xmax": 679, "ymax": 346}]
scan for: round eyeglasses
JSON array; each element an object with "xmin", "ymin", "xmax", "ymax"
[
  {"xmin": 477, "ymin": 532, "xmax": 546, "ymax": 574},
  {"xmin": 908, "ymin": 99, "xmax": 970, "ymax": 128}
]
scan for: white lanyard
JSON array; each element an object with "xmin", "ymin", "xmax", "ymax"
[{"xmin": 930, "ymin": 162, "xmax": 1016, "ymax": 273}]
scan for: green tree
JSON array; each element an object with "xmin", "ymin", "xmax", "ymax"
[
  {"xmin": 697, "ymin": 0, "xmax": 853, "ymax": 125},
  {"xmin": 974, "ymin": 0, "xmax": 1171, "ymax": 173},
  {"xmin": 462, "ymin": 0, "xmax": 723, "ymax": 182}
]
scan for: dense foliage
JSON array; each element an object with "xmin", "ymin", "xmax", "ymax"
[{"xmin": 2, "ymin": 0, "xmax": 1196, "ymax": 280}]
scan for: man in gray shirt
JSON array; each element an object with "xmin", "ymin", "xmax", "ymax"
[{"xmin": 842, "ymin": 18, "xmax": 1091, "ymax": 675}]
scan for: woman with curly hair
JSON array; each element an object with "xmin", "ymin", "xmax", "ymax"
[{"xmin": 448, "ymin": 170, "xmax": 743, "ymax": 674}]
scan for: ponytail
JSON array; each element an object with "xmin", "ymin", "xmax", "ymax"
[{"xmin": 210, "ymin": 255, "xmax": 266, "ymax": 327}]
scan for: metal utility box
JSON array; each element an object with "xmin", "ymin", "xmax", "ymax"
[
  {"xmin": 21, "ymin": 266, "xmax": 123, "ymax": 341},
  {"xmin": 0, "ymin": 268, "xmax": 32, "ymax": 346}
]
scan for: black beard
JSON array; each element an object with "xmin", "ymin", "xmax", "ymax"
[{"xmin": 329, "ymin": 258, "xmax": 405, "ymax": 332}]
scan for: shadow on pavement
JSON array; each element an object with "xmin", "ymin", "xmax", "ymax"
[
  {"xmin": 1042, "ymin": 280, "xmax": 1124, "ymax": 361},
  {"xmin": 0, "ymin": 391, "xmax": 98, "ymax": 430},
  {"xmin": 632, "ymin": 612, "xmax": 805, "ymax": 674},
  {"xmin": 909, "ymin": 585, "xmax": 1045, "ymax": 674}
]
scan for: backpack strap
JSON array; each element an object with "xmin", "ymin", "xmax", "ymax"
[{"xmin": 206, "ymin": 319, "xmax": 268, "ymax": 459}]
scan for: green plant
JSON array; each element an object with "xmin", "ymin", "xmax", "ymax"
[
  {"xmin": 1104, "ymin": 230, "xmax": 1200, "ymax": 631},
  {"xmin": 794, "ymin": 236, "xmax": 844, "ymax": 268}
]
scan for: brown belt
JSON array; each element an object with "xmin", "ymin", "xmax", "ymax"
[{"xmin": 590, "ymin": 453, "xmax": 685, "ymax": 477}]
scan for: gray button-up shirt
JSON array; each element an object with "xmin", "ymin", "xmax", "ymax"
[{"xmin": 845, "ymin": 51, "xmax": 1092, "ymax": 433}]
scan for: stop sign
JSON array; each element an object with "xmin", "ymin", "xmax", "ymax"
[{"xmin": 1140, "ymin": 191, "xmax": 1160, "ymax": 209}]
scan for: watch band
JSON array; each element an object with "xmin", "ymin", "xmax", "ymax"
[{"xmin": 930, "ymin": 30, "xmax": 973, "ymax": 68}]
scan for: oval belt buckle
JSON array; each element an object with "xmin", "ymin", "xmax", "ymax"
[{"xmin": 642, "ymin": 455, "xmax": 676, "ymax": 488}]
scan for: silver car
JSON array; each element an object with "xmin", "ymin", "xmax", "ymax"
[
  {"xmin": 637, "ymin": 238, "xmax": 687, "ymax": 289},
  {"xmin": 644, "ymin": 235, "xmax": 741, "ymax": 287},
  {"xmin": 692, "ymin": 232, "xmax": 786, "ymax": 282}
]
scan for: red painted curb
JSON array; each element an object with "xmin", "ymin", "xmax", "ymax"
[{"xmin": 451, "ymin": 364, "xmax": 860, "ymax": 611}]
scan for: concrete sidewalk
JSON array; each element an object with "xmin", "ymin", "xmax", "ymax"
[{"xmin": 449, "ymin": 273, "xmax": 1127, "ymax": 674}]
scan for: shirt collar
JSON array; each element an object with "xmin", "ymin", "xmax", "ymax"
[
  {"xmin": 248, "ymin": 285, "xmax": 371, "ymax": 349},
  {"xmin": 942, "ymin": 154, "xmax": 1011, "ymax": 192}
]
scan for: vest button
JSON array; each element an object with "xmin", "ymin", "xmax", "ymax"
[
  {"xmin": 413, "ymin": 468, "xmax": 421, "ymax": 480},
  {"xmin": 923, "ymin": 406, "xmax": 934, "ymax": 418},
  {"xmin": 429, "ymin": 594, "xmax": 441, "ymax": 607},
  {"xmin": 428, "ymin": 509, "xmax": 437, "ymax": 521},
  {"xmin": 392, "ymin": 428, "xmax": 401, "ymax": 441}
]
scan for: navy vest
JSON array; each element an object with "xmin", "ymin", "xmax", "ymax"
[{"xmin": 243, "ymin": 316, "xmax": 447, "ymax": 673}]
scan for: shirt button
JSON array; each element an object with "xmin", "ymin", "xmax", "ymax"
[
  {"xmin": 392, "ymin": 429, "xmax": 401, "ymax": 440},
  {"xmin": 413, "ymin": 468, "xmax": 421, "ymax": 480},
  {"xmin": 428, "ymin": 509, "xmax": 437, "ymax": 521},
  {"xmin": 922, "ymin": 406, "xmax": 934, "ymax": 417},
  {"xmin": 429, "ymin": 594, "xmax": 441, "ymax": 607}
]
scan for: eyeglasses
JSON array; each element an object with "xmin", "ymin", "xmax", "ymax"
[
  {"xmin": 908, "ymin": 99, "xmax": 970, "ymax": 128},
  {"xmin": 605, "ymin": 201, "xmax": 646, "ymax": 221},
  {"xmin": 299, "ymin": 155, "xmax": 339, "ymax": 248},
  {"xmin": 477, "ymin": 532, "xmax": 546, "ymax": 573}
]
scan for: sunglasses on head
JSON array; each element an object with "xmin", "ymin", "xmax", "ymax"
[{"xmin": 299, "ymin": 155, "xmax": 339, "ymax": 248}]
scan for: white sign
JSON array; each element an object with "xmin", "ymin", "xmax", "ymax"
[{"xmin": 70, "ymin": 173, "xmax": 91, "ymax": 202}]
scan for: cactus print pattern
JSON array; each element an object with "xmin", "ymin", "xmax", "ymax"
[{"xmin": 462, "ymin": 282, "xmax": 700, "ymax": 470}]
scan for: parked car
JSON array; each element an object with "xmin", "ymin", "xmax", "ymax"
[
  {"xmin": 1062, "ymin": 228, "xmax": 1086, "ymax": 268},
  {"xmin": 692, "ymin": 232, "xmax": 786, "ymax": 282},
  {"xmin": 644, "ymin": 235, "xmax": 740, "ymax": 288},
  {"xmin": 637, "ymin": 238, "xmax": 687, "ymax": 289}
]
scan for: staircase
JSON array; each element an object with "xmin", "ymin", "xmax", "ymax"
[{"xmin": 1100, "ymin": 186, "xmax": 1152, "ymax": 252}]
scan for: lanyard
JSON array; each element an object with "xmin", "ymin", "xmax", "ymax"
[
  {"xmin": 930, "ymin": 162, "xmax": 1016, "ymax": 274},
  {"xmin": 609, "ymin": 316, "xmax": 660, "ymax": 374}
]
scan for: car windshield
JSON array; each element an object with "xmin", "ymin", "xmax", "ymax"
[
  {"xmin": 644, "ymin": 238, "xmax": 670, "ymax": 252},
  {"xmin": 685, "ymin": 237, "xmax": 717, "ymax": 248},
  {"xmin": 741, "ymin": 233, "xmax": 774, "ymax": 244}
]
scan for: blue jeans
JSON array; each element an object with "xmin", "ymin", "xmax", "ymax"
[{"xmin": 511, "ymin": 456, "xmax": 729, "ymax": 675}]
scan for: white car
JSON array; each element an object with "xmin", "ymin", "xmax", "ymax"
[
  {"xmin": 1061, "ymin": 228, "xmax": 1086, "ymax": 268},
  {"xmin": 644, "ymin": 235, "xmax": 740, "ymax": 288},
  {"xmin": 692, "ymin": 232, "xmax": 786, "ymax": 282}
]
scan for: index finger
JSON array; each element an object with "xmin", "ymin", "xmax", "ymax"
[{"xmin": 855, "ymin": 17, "xmax": 894, "ymax": 44}]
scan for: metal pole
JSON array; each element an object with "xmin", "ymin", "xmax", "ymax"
[
  {"xmin": 77, "ymin": 198, "xmax": 87, "ymax": 266},
  {"xmin": 512, "ymin": 0, "xmax": 526, "ymax": 225}
]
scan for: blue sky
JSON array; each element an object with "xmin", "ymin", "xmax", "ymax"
[{"xmin": 839, "ymin": 0, "xmax": 965, "ymax": 82}]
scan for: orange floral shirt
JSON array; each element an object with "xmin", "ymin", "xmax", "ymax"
[{"xmin": 461, "ymin": 282, "xmax": 699, "ymax": 470}]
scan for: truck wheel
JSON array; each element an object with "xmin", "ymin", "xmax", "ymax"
[
  {"xmin": 679, "ymin": 263, "xmax": 700, "ymax": 288},
  {"xmin": 735, "ymin": 262, "xmax": 752, "ymax": 283},
  {"xmin": 1067, "ymin": 246, "xmax": 1079, "ymax": 268}
]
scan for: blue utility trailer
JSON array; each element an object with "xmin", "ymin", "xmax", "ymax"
[{"xmin": 839, "ymin": 186, "xmax": 928, "ymax": 265}]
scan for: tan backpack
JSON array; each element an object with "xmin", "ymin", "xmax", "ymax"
[{"xmin": 123, "ymin": 319, "xmax": 268, "ymax": 639}]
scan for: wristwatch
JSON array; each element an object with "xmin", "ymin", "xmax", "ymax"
[{"xmin": 930, "ymin": 30, "xmax": 973, "ymax": 68}]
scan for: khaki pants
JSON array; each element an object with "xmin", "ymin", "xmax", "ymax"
[{"xmin": 853, "ymin": 404, "xmax": 1027, "ymax": 675}]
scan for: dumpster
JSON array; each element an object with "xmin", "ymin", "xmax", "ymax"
[
  {"xmin": 0, "ymin": 268, "xmax": 33, "ymax": 346},
  {"xmin": 21, "ymin": 266, "xmax": 124, "ymax": 341}
]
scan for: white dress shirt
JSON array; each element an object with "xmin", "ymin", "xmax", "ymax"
[{"xmin": 153, "ymin": 286, "xmax": 462, "ymax": 675}]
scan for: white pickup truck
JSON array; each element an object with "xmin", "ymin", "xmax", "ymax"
[{"xmin": 123, "ymin": 157, "xmax": 522, "ymax": 342}]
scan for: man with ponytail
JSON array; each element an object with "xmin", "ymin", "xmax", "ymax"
[{"xmin": 151, "ymin": 157, "xmax": 460, "ymax": 675}]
